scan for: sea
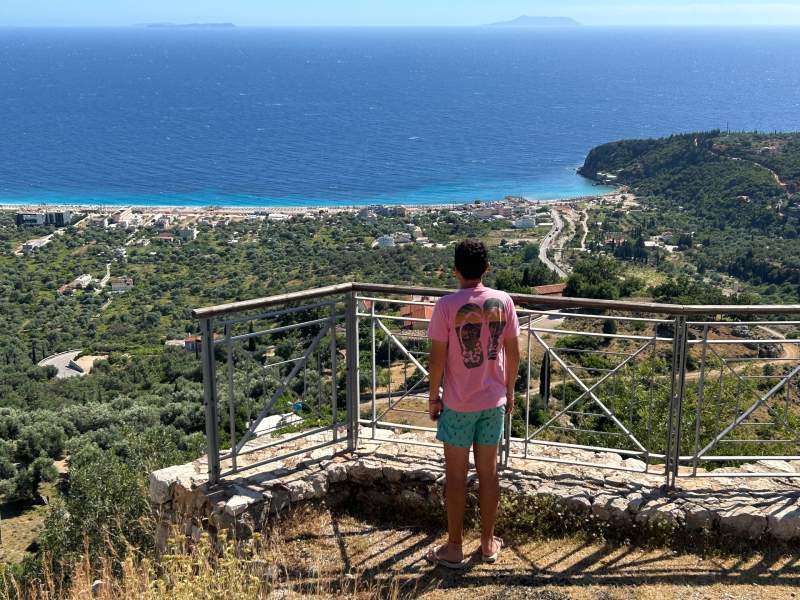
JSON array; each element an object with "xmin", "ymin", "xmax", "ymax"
[{"xmin": 1, "ymin": 26, "xmax": 800, "ymax": 208}]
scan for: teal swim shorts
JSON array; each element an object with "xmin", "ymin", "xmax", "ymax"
[{"xmin": 436, "ymin": 406, "xmax": 505, "ymax": 448}]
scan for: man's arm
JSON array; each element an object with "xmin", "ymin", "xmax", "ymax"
[
  {"xmin": 503, "ymin": 336, "xmax": 520, "ymax": 415},
  {"xmin": 428, "ymin": 340, "xmax": 447, "ymax": 420}
]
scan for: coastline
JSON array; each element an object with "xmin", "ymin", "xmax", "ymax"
[
  {"xmin": 0, "ymin": 186, "xmax": 615, "ymax": 215},
  {"xmin": 0, "ymin": 192, "xmax": 615, "ymax": 217}
]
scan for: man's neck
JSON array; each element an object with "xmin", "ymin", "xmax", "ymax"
[{"xmin": 459, "ymin": 279, "xmax": 483, "ymax": 289}]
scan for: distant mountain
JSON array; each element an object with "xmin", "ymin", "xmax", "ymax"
[
  {"xmin": 141, "ymin": 22, "xmax": 236, "ymax": 29},
  {"xmin": 488, "ymin": 15, "xmax": 581, "ymax": 27}
]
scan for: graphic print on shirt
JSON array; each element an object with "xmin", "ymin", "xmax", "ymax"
[
  {"xmin": 454, "ymin": 299, "xmax": 508, "ymax": 369},
  {"xmin": 484, "ymin": 298, "xmax": 507, "ymax": 360},
  {"xmin": 455, "ymin": 303, "xmax": 484, "ymax": 368}
]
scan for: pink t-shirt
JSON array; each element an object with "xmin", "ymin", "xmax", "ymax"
[{"xmin": 427, "ymin": 284, "xmax": 520, "ymax": 412}]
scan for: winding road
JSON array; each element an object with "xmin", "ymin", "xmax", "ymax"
[
  {"xmin": 38, "ymin": 350, "xmax": 84, "ymax": 379},
  {"xmin": 538, "ymin": 208, "xmax": 568, "ymax": 279}
]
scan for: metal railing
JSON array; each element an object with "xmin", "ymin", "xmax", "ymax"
[{"xmin": 193, "ymin": 283, "xmax": 800, "ymax": 488}]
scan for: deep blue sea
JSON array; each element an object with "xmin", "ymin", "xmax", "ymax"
[{"xmin": 1, "ymin": 27, "xmax": 800, "ymax": 208}]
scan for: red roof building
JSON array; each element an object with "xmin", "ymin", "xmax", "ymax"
[
  {"xmin": 399, "ymin": 296, "xmax": 435, "ymax": 330},
  {"xmin": 533, "ymin": 283, "xmax": 567, "ymax": 297}
]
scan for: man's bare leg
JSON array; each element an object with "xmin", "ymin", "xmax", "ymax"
[
  {"xmin": 473, "ymin": 442, "xmax": 502, "ymax": 556},
  {"xmin": 433, "ymin": 442, "xmax": 470, "ymax": 562}
]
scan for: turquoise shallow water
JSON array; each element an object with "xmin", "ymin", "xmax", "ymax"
[
  {"xmin": 0, "ymin": 170, "xmax": 609, "ymax": 208},
  {"xmin": 1, "ymin": 27, "xmax": 798, "ymax": 208}
]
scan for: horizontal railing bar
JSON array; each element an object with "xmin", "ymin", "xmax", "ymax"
[
  {"xmin": 356, "ymin": 296, "xmax": 437, "ymax": 307},
  {"xmin": 565, "ymin": 365, "xmax": 614, "ymax": 373},
  {"xmin": 547, "ymin": 426, "xmax": 624, "ymax": 436},
  {"xmin": 195, "ymin": 282, "xmax": 800, "ymax": 319},
  {"xmin": 363, "ymin": 419, "xmax": 438, "ymax": 434},
  {"xmin": 722, "ymin": 357, "xmax": 798, "ymax": 362},
  {"xmin": 716, "ymin": 439, "xmax": 795, "ymax": 444},
  {"xmin": 506, "ymin": 452, "xmax": 650, "ymax": 473},
  {"xmin": 526, "ymin": 310, "xmax": 673, "ymax": 324},
  {"xmin": 193, "ymin": 283, "xmax": 353, "ymax": 318},
  {"xmin": 220, "ymin": 299, "xmax": 339, "ymax": 327},
  {"xmin": 688, "ymin": 321, "xmax": 800, "ymax": 326},
  {"xmin": 358, "ymin": 313, "xmax": 430, "ymax": 324},
  {"xmin": 361, "ymin": 390, "xmax": 427, "ymax": 403},
  {"xmin": 514, "ymin": 436, "xmax": 656, "ymax": 457},
  {"xmin": 361, "ymin": 300, "xmax": 669, "ymax": 325},
  {"xmin": 557, "ymin": 348, "xmax": 639, "ymax": 356},
  {"xmin": 692, "ymin": 472, "xmax": 800, "ymax": 478},
  {"xmin": 352, "ymin": 283, "xmax": 800, "ymax": 315},
  {"xmin": 688, "ymin": 455, "xmax": 800, "ymax": 461},
  {"xmin": 363, "ymin": 434, "xmax": 442, "ymax": 451},
  {"xmin": 535, "ymin": 327, "xmax": 672, "ymax": 342},
  {"xmin": 566, "ymin": 411, "xmax": 609, "ymax": 418},
  {"xmin": 218, "ymin": 315, "xmax": 342, "ymax": 344},
  {"xmin": 376, "ymin": 407, "xmax": 429, "ymax": 415},
  {"xmin": 689, "ymin": 338, "xmax": 800, "ymax": 345}
]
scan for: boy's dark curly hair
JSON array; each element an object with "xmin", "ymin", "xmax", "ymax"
[{"xmin": 454, "ymin": 239, "xmax": 489, "ymax": 280}]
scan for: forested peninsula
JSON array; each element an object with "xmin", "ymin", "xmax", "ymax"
[{"xmin": 580, "ymin": 131, "xmax": 800, "ymax": 295}]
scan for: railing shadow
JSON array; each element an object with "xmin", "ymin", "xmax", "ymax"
[{"xmin": 275, "ymin": 504, "xmax": 800, "ymax": 598}]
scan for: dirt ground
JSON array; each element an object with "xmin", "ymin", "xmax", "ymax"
[
  {"xmin": 267, "ymin": 504, "xmax": 800, "ymax": 600},
  {"xmin": 74, "ymin": 354, "xmax": 107, "ymax": 374},
  {"xmin": 0, "ymin": 483, "xmax": 56, "ymax": 563}
]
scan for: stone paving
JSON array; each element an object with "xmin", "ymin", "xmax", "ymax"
[{"xmin": 149, "ymin": 427, "xmax": 800, "ymax": 546}]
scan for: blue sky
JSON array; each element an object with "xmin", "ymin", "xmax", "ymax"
[{"xmin": 2, "ymin": 0, "xmax": 800, "ymax": 27}]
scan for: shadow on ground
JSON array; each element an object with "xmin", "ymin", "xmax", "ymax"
[{"xmin": 270, "ymin": 504, "xmax": 800, "ymax": 600}]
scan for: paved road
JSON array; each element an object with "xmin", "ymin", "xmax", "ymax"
[
  {"xmin": 38, "ymin": 350, "xmax": 84, "ymax": 379},
  {"xmin": 538, "ymin": 208, "xmax": 568, "ymax": 279}
]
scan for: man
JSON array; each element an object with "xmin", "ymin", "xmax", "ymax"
[{"xmin": 424, "ymin": 239, "xmax": 520, "ymax": 568}]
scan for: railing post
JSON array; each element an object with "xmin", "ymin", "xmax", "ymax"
[
  {"xmin": 345, "ymin": 291, "xmax": 360, "ymax": 451},
  {"xmin": 665, "ymin": 315, "xmax": 689, "ymax": 489},
  {"xmin": 200, "ymin": 317, "xmax": 221, "ymax": 486},
  {"xmin": 501, "ymin": 412, "xmax": 511, "ymax": 468}
]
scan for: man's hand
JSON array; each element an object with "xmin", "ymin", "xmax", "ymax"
[
  {"xmin": 429, "ymin": 396, "xmax": 443, "ymax": 421},
  {"xmin": 505, "ymin": 389, "xmax": 515, "ymax": 415}
]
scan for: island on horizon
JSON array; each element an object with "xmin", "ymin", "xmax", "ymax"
[
  {"xmin": 488, "ymin": 15, "xmax": 581, "ymax": 27},
  {"xmin": 140, "ymin": 22, "xmax": 236, "ymax": 29}
]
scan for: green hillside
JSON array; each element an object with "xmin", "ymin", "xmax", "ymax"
[{"xmin": 579, "ymin": 131, "xmax": 800, "ymax": 298}]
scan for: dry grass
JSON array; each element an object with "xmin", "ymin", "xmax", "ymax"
[
  {"xmin": 7, "ymin": 503, "xmax": 799, "ymax": 600},
  {"xmin": 0, "ymin": 485, "xmax": 57, "ymax": 564}
]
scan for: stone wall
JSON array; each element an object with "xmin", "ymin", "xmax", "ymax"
[{"xmin": 149, "ymin": 428, "xmax": 800, "ymax": 548}]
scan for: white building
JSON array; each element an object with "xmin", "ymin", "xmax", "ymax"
[
  {"xmin": 177, "ymin": 227, "xmax": 198, "ymax": 242},
  {"xmin": 358, "ymin": 208, "xmax": 378, "ymax": 223},
  {"xmin": 154, "ymin": 215, "xmax": 173, "ymax": 230},
  {"xmin": 513, "ymin": 216, "xmax": 538, "ymax": 229},
  {"xmin": 110, "ymin": 277, "xmax": 134, "ymax": 293},
  {"xmin": 373, "ymin": 235, "xmax": 396, "ymax": 248},
  {"xmin": 75, "ymin": 274, "xmax": 93, "ymax": 287},
  {"xmin": 89, "ymin": 215, "xmax": 109, "ymax": 228}
]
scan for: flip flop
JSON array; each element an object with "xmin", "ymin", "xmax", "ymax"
[
  {"xmin": 424, "ymin": 545, "xmax": 467, "ymax": 570},
  {"xmin": 480, "ymin": 536, "xmax": 504, "ymax": 563}
]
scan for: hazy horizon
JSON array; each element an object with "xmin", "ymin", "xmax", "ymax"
[{"xmin": 2, "ymin": 1, "xmax": 800, "ymax": 28}]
